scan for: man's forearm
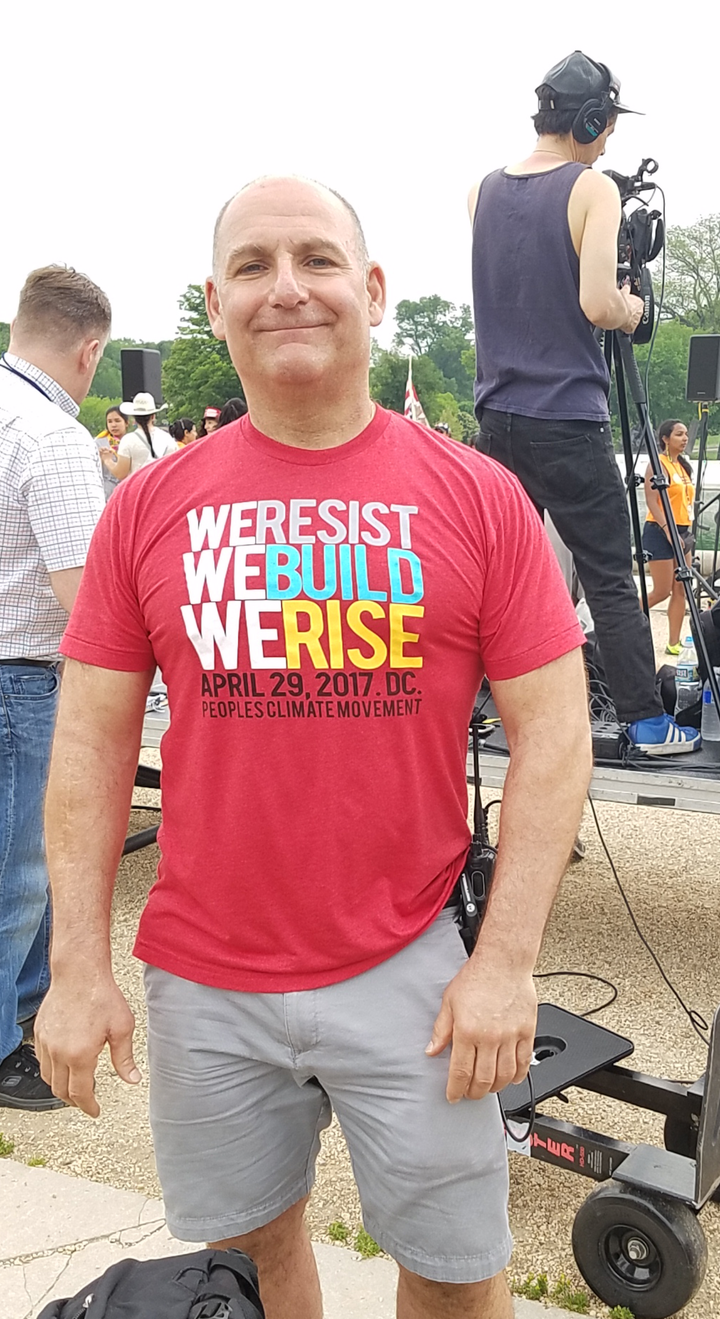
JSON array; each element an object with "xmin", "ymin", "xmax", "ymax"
[
  {"xmin": 588, "ymin": 287, "xmax": 633, "ymax": 332},
  {"xmin": 472, "ymin": 719, "xmax": 592, "ymax": 972},
  {"xmin": 45, "ymin": 664, "xmax": 151, "ymax": 972}
]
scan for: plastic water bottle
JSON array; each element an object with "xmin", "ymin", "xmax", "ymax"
[
  {"xmin": 675, "ymin": 635, "xmax": 702, "ymax": 716},
  {"xmin": 701, "ymin": 670, "xmax": 720, "ymax": 741}
]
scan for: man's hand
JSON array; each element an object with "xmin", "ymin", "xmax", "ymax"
[
  {"xmin": 426, "ymin": 956, "xmax": 537, "ymax": 1102},
  {"xmin": 619, "ymin": 284, "xmax": 644, "ymax": 336},
  {"xmin": 34, "ymin": 973, "xmax": 140, "ymax": 1118}
]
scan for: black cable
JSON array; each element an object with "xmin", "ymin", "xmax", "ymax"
[
  {"xmin": 499, "ymin": 1067, "xmax": 536, "ymax": 1144},
  {"xmin": 533, "ymin": 970, "xmax": 618, "ymax": 1018},
  {"xmin": 473, "ymin": 688, "xmax": 493, "ymax": 720},
  {"xmin": 588, "ymin": 795, "xmax": 709, "ymax": 1046},
  {"xmin": 642, "ymin": 182, "xmax": 666, "ymax": 404}
]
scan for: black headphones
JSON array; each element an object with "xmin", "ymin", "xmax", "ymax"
[
  {"xmin": 537, "ymin": 52, "xmax": 625, "ymax": 146},
  {"xmin": 571, "ymin": 91, "xmax": 611, "ymax": 146}
]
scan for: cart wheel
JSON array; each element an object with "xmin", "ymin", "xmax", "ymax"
[
  {"xmin": 664, "ymin": 1114, "xmax": 720, "ymax": 1203},
  {"xmin": 571, "ymin": 1179, "xmax": 707, "ymax": 1318}
]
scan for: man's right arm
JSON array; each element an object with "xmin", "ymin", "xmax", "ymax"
[
  {"xmin": 35, "ymin": 658, "xmax": 154, "ymax": 1116},
  {"xmin": 574, "ymin": 170, "xmax": 644, "ymax": 334}
]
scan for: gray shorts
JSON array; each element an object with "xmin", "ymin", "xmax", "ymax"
[{"xmin": 144, "ymin": 908, "xmax": 512, "ymax": 1284}]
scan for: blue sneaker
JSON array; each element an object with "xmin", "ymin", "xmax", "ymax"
[{"xmin": 627, "ymin": 714, "xmax": 701, "ymax": 756}]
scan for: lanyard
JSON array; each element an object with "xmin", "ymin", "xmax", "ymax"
[{"xmin": 0, "ymin": 354, "xmax": 53, "ymax": 403}]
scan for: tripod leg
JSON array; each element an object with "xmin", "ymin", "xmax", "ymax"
[
  {"xmin": 692, "ymin": 407, "xmax": 709, "ymax": 607},
  {"xmin": 618, "ymin": 332, "xmax": 720, "ymax": 720},
  {"xmin": 612, "ymin": 336, "xmax": 649, "ymax": 616}
]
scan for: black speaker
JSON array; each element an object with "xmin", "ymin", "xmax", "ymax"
[
  {"xmin": 120, "ymin": 348, "xmax": 163, "ymax": 405},
  {"xmin": 686, "ymin": 335, "xmax": 720, "ymax": 402}
]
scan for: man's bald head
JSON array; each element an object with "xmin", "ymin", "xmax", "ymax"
[{"xmin": 212, "ymin": 176, "xmax": 369, "ymax": 279}]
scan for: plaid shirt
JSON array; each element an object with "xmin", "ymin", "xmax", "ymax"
[{"xmin": 0, "ymin": 354, "xmax": 105, "ymax": 659}]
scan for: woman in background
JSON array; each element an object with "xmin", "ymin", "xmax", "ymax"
[
  {"xmin": 105, "ymin": 392, "xmax": 178, "ymax": 480},
  {"xmin": 197, "ymin": 406, "xmax": 222, "ymax": 438},
  {"xmin": 216, "ymin": 397, "xmax": 248, "ymax": 429},
  {"xmin": 95, "ymin": 405, "xmax": 128, "ymax": 499},
  {"xmin": 169, "ymin": 417, "xmax": 197, "ymax": 446},
  {"xmin": 642, "ymin": 418, "xmax": 695, "ymax": 655}
]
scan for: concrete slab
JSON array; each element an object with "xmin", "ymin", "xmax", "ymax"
[
  {"xmin": 0, "ymin": 1161, "xmax": 573, "ymax": 1318},
  {"xmin": 0, "ymin": 1162, "xmax": 162, "ymax": 1257}
]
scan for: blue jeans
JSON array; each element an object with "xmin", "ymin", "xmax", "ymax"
[{"xmin": 0, "ymin": 663, "xmax": 59, "ymax": 1062}]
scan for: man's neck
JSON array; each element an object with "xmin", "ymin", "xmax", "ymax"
[
  {"xmin": 7, "ymin": 339, "xmax": 81, "ymax": 405},
  {"xmin": 509, "ymin": 135, "xmax": 586, "ymax": 175},
  {"xmin": 244, "ymin": 386, "xmax": 376, "ymax": 450}
]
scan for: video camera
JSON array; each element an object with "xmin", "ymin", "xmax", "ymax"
[{"xmin": 604, "ymin": 157, "xmax": 664, "ymax": 345}]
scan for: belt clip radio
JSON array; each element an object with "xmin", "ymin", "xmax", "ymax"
[{"xmin": 458, "ymin": 713, "xmax": 497, "ymax": 956}]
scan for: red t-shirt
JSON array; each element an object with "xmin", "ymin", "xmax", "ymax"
[{"xmin": 62, "ymin": 407, "xmax": 583, "ymax": 992}]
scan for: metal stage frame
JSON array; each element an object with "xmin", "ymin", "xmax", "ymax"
[{"xmin": 468, "ymin": 745, "xmax": 720, "ymax": 816}]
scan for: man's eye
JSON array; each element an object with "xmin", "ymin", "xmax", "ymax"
[
  {"xmin": 307, "ymin": 257, "xmax": 333, "ymax": 268},
  {"xmin": 239, "ymin": 262, "xmax": 265, "ymax": 275}
]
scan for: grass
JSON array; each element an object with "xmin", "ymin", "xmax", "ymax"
[
  {"xmin": 353, "ymin": 1228, "xmax": 381, "ymax": 1259},
  {"xmin": 550, "ymin": 1273, "xmax": 590, "ymax": 1312},
  {"xmin": 609, "ymin": 1309, "xmax": 635, "ymax": 1319},
  {"xmin": 326, "ymin": 1220, "xmax": 380, "ymax": 1259},
  {"xmin": 27, "ymin": 1156, "xmax": 47, "ymax": 1167},
  {"xmin": 511, "ymin": 1270, "xmax": 591, "ymax": 1312},
  {"xmin": 511, "ymin": 1272, "xmax": 549, "ymax": 1300},
  {"xmin": 0, "ymin": 1134, "xmax": 15, "ymax": 1158}
]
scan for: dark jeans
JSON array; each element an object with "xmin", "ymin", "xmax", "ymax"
[{"xmin": 478, "ymin": 410, "xmax": 663, "ymax": 724}]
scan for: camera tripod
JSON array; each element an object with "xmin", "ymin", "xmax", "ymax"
[
  {"xmin": 690, "ymin": 402, "xmax": 720, "ymax": 601},
  {"xmin": 608, "ymin": 330, "xmax": 720, "ymax": 720}
]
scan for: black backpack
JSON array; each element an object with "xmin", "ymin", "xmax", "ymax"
[{"xmin": 37, "ymin": 1248, "xmax": 264, "ymax": 1319}]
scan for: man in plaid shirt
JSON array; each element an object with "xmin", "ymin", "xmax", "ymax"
[{"xmin": 0, "ymin": 266, "xmax": 110, "ymax": 1111}]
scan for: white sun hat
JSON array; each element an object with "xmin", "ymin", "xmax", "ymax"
[{"xmin": 119, "ymin": 392, "xmax": 167, "ymax": 417}]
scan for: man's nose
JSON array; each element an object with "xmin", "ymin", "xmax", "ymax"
[{"xmin": 269, "ymin": 257, "xmax": 309, "ymax": 308}]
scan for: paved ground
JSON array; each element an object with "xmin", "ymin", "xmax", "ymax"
[{"xmin": 0, "ymin": 1161, "xmax": 566, "ymax": 1319}]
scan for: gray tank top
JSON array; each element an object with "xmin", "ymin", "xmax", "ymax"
[{"xmin": 472, "ymin": 162, "xmax": 610, "ymax": 422}]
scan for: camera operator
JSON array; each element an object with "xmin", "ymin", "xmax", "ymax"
[{"xmin": 470, "ymin": 50, "xmax": 700, "ymax": 755}]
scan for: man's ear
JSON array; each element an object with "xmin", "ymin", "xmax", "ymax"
[
  {"xmin": 81, "ymin": 338, "xmax": 102, "ymax": 375},
  {"xmin": 367, "ymin": 262, "xmax": 386, "ymax": 329},
  {"xmin": 206, "ymin": 277, "xmax": 226, "ymax": 341}
]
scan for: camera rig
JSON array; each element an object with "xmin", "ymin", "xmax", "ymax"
[
  {"xmin": 599, "ymin": 159, "xmax": 720, "ymax": 723},
  {"xmin": 604, "ymin": 158, "xmax": 664, "ymax": 346}
]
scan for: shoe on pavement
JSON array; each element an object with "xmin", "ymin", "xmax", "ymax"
[
  {"xmin": 665, "ymin": 642, "xmax": 682, "ymax": 656},
  {"xmin": 627, "ymin": 713, "xmax": 701, "ymax": 756},
  {"xmin": 0, "ymin": 1042, "xmax": 65, "ymax": 1111}
]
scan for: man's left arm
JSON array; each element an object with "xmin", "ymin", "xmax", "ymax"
[
  {"xmin": 26, "ymin": 426, "xmax": 104, "ymax": 583},
  {"xmin": 427, "ymin": 646, "xmax": 592, "ymax": 1102}
]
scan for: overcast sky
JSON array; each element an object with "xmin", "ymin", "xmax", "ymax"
[{"xmin": 3, "ymin": 0, "xmax": 718, "ymax": 346}]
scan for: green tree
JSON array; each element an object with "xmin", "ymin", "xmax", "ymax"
[
  {"xmin": 0, "ymin": 323, "xmax": 9, "ymax": 354},
  {"xmin": 369, "ymin": 346, "xmax": 448, "ymax": 423},
  {"xmin": 78, "ymin": 396, "xmax": 114, "ymax": 436},
  {"xmin": 162, "ymin": 285, "xmax": 243, "ymax": 421},
  {"xmin": 432, "ymin": 392, "xmax": 462, "ymax": 438},
  {"xmin": 393, "ymin": 296, "xmax": 457, "ymax": 356},
  {"xmin": 393, "ymin": 297, "xmax": 475, "ymax": 406},
  {"xmin": 664, "ymin": 214, "xmax": 720, "ymax": 331},
  {"xmin": 608, "ymin": 320, "xmax": 719, "ymax": 445},
  {"xmin": 89, "ymin": 352, "xmax": 122, "ymax": 400}
]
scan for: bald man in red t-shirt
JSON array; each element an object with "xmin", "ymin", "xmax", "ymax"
[{"xmin": 36, "ymin": 177, "xmax": 591, "ymax": 1319}]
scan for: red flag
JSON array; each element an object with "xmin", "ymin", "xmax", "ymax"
[{"xmin": 404, "ymin": 356, "xmax": 429, "ymax": 426}]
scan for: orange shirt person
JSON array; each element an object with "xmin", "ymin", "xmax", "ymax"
[{"xmin": 642, "ymin": 419, "xmax": 695, "ymax": 654}]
